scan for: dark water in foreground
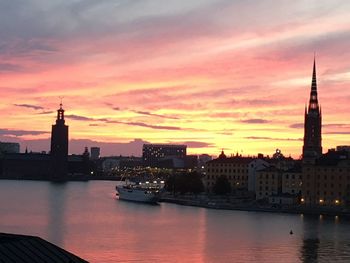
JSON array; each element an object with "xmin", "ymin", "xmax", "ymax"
[{"xmin": 0, "ymin": 180, "xmax": 350, "ymax": 262}]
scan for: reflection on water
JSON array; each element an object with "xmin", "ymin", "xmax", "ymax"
[
  {"xmin": 301, "ymin": 238, "xmax": 320, "ymax": 263},
  {"xmin": 48, "ymin": 183, "xmax": 67, "ymax": 246},
  {"xmin": 0, "ymin": 180, "xmax": 350, "ymax": 263}
]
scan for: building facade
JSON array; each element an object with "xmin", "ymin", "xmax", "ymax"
[
  {"xmin": 255, "ymin": 166, "xmax": 282, "ymax": 200},
  {"xmin": 248, "ymin": 158, "xmax": 270, "ymax": 192},
  {"xmin": 282, "ymin": 166, "xmax": 302, "ymax": 196},
  {"xmin": 204, "ymin": 151, "xmax": 252, "ymax": 193},
  {"xmin": 90, "ymin": 147, "xmax": 100, "ymax": 160},
  {"xmin": 142, "ymin": 144, "xmax": 186, "ymax": 168},
  {"xmin": 301, "ymin": 149, "xmax": 350, "ymax": 207}
]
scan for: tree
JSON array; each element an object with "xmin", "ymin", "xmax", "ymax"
[
  {"xmin": 213, "ymin": 175, "xmax": 232, "ymax": 195},
  {"xmin": 164, "ymin": 172, "xmax": 204, "ymax": 194},
  {"xmin": 187, "ymin": 172, "xmax": 204, "ymax": 194}
]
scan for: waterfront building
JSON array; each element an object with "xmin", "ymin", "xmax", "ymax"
[
  {"xmin": 248, "ymin": 158, "xmax": 270, "ymax": 193},
  {"xmin": 0, "ymin": 153, "xmax": 51, "ymax": 179},
  {"xmin": 303, "ymin": 58, "xmax": 322, "ymax": 162},
  {"xmin": 102, "ymin": 156, "xmax": 143, "ymax": 172},
  {"xmin": 204, "ymin": 151, "xmax": 252, "ymax": 193},
  {"xmin": 90, "ymin": 147, "xmax": 100, "ymax": 160},
  {"xmin": 282, "ymin": 165, "xmax": 302, "ymax": 196},
  {"xmin": 142, "ymin": 144, "xmax": 186, "ymax": 168},
  {"xmin": 301, "ymin": 149, "xmax": 350, "ymax": 207},
  {"xmin": 0, "ymin": 142, "xmax": 20, "ymax": 155},
  {"xmin": 255, "ymin": 166, "xmax": 282, "ymax": 200},
  {"xmin": 50, "ymin": 103, "xmax": 69, "ymax": 180}
]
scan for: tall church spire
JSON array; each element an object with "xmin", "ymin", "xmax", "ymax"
[{"xmin": 303, "ymin": 57, "xmax": 322, "ymax": 161}]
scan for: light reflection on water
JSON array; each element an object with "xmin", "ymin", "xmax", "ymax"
[{"xmin": 0, "ymin": 180, "xmax": 349, "ymax": 263}]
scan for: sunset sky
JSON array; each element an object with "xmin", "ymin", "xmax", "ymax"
[{"xmin": 0, "ymin": 0, "xmax": 349, "ymax": 157}]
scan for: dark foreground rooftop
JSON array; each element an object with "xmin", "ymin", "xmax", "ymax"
[{"xmin": 0, "ymin": 233, "xmax": 87, "ymax": 263}]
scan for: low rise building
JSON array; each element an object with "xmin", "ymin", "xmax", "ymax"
[
  {"xmin": 255, "ymin": 166, "xmax": 282, "ymax": 200},
  {"xmin": 204, "ymin": 151, "xmax": 252, "ymax": 193},
  {"xmin": 248, "ymin": 158, "xmax": 270, "ymax": 193},
  {"xmin": 282, "ymin": 165, "xmax": 302, "ymax": 196}
]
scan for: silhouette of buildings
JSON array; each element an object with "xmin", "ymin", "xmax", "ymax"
[
  {"xmin": 303, "ymin": 58, "xmax": 322, "ymax": 161},
  {"xmin": 0, "ymin": 104, "xmax": 92, "ymax": 180},
  {"xmin": 50, "ymin": 103, "xmax": 69, "ymax": 180},
  {"xmin": 0, "ymin": 142, "xmax": 20, "ymax": 155}
]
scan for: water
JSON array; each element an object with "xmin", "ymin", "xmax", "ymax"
[{"xmin": 0, "ymin": 180, "xmax": 349, "ymax": 263}]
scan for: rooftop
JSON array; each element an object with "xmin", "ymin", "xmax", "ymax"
[{"xmin": 0, "ymin": 233, "xmax": 87, "ymax": 263}]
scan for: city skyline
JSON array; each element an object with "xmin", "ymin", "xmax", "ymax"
[{"xmin": 1, "ymin": 1, "xmax": 350, "ymax": 157}]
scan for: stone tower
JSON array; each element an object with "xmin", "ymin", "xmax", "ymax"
[{"xmin": 50, "ymin": 103, "xmax": 69, "ymax": 180}]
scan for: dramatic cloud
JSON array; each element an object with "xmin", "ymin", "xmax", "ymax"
[
  {"xmin": 289, "ymin": 123, "xmax": 304, "ymax": 129},
  {"xmin": 181, "ymin": 141, "xmax": 214, "ymax": 148},
  {"xmin": 66, "ymin": 114, "xmax": 182, "ymax": 130},
  {"xmin": 324, "ymin": 131, "xmax": 350, "ymax": 135},
  {"xmin": 0, "ymin": 63, "xmax": 22, "ymax": 72},
  {"xmin": 245, "ymin": 136, "xmax": 302, "ymax": 141},
  {"xmin": 106, "ymin": 120, "xmax": 183, "ymax": 131},
  {"xmin": 131, "ymin": 110, "xmax": 179, "ymax": 120},
  {"xmin": 65, "ymin": 114, "xmax": 96, "ymax": 121},
  {"xmin": 241, "ymin": 119, "xmax": 270, "ymax": 124},
  {"xmin": 14, "ymin": 104, "xmax": 44, "ymax": 110},
  {"xmin": 0, "ymin": 128, "xmax": 48, "ymax": 137},
  {"xmin": 1, "ymin": 1, "xmax": 350, "ymax": 157}
]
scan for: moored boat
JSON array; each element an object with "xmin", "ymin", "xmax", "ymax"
[{"xmin": 116, "ymin": 182, "xmax": 163, "ymax": 204}]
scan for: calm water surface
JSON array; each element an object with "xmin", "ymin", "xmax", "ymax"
[{"xmin": 0, "ymin": 180, "xmax": 349, "ymax": 262}]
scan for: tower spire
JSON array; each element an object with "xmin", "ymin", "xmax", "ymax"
[
  {"xmin": 308, "ymin": 56, "xmax": 319, "ymax": 111},
  {"xmin": 56, "ymin": 100, "xmax": 65, "ymax": 125},
  {"xmin": 303, "ymin": 57, "xmax": 322, "ymax": 160},
  {"xmin": 311, "ymin": 55, "xmax": 317, "ymax": 92}
]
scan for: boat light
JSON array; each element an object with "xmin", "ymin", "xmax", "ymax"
[{"xmin": 335, "ymin": 199, "xmax": 340, "ymax": 204}]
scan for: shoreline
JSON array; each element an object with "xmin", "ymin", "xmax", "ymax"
[{"xmin": 160, "ymin": 196, "xmax": 350, "ymax": 218}]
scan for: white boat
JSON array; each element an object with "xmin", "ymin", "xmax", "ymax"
[{"xmin": 116, "ymin": 182, "xmax": 162, "ymax": 204}]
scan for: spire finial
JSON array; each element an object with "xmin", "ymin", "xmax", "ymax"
[
  {"xmin": 311, "ymin": 55, "xmax": 317, "ymax": 92},
  {"xmin": 59, "ymin": 96, "xmax": 63, "ymax": 109}
]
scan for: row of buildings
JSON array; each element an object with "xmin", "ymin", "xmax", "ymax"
[{"xmin": 204, "ymin": 59, "xmax": 350, "ymax": 208}]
